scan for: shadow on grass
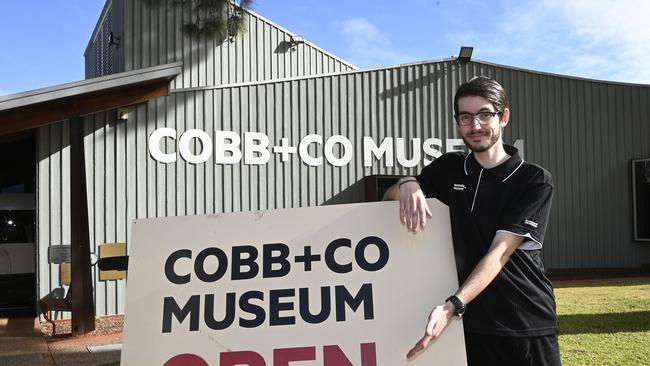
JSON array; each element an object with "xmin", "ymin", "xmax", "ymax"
[
  {"xmin": 553, "ymin": 277, "xmax": 650, "ymax": 289},
  {"xmin": 558, "ymin": 311, "xmax": 650, "ymax": 335}
]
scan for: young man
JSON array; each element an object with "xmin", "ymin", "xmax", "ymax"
[{"xmin": 384, "ymin": 77, "xmax": 561, "ymax": 365}]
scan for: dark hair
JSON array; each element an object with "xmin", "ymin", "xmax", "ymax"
[{"xmin": 453, "ymin": 76, "xmax": 509, "ymax": 115}]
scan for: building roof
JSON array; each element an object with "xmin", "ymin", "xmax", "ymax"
[{"xmin": 0, "ymin": 62, "xmax": 182, "ymax": 136}]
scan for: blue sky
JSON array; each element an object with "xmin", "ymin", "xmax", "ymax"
[{"xmin": 1, "ymin": 0, "xmax": 649, "ymax": 96}]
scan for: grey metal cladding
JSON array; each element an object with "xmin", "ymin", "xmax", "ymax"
[
  {"xmin": 463, "ymin": 62, "xmax": 650, "ymax": 270},
  {"xmin": 85, "ymin": 0, "xmax": 126, "ymax": 79},
  {"xmin": 36, "ymin": 121, "xmax": 71, "ymax": 307},
  {"xmin": 39, "ymin": 54, "xmax": 650, "ymax": 316},
  {"xmin": 124, "ymin": 0, "xmax": 356, "ymax": 88},
  {"xmin": 96, "ymin": 59, "xmax": 650, "ymax": 271}
]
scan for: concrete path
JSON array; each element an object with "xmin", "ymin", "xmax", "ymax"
[
  {"xmin": 0, "ymin": 318, "xmax": 121, "ymax": 366},
  {"xmin": 0, "ymin": 317, "xmax": 52, "ymax": 366}
]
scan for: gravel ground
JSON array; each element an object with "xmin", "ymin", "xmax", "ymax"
[{"xmin": 40, "ymin": 315, "xmax": 123, "ymax": 338}]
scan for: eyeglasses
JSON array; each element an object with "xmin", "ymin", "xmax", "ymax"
[{"xmin": 454, "ymin": 111, "xmax": 501, "ymax": 126}]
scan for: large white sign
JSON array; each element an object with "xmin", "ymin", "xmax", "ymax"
[
  {"xmin": 122, "ymin": 200, "xmax": 467, "ymax": 366},
  {"xmin": 148, "ymin": 128, "xmax": 524, "ymax": 168}
]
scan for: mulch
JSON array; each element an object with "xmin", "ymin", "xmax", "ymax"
[{"xmin": 40, "ymin": 315, "xmax": 123, "ymax": 342}]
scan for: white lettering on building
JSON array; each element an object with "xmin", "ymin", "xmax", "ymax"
[
  {"xmin": 148, "ymin": 128, "xmax": 525, "ymax": 168},
  {"xmin": 179, "ymin": 129, "xmax": 212, "ymax": 164},
  {"xmin": 244, "ymin": 132, "xmax": 270, "ymax": 165},
  {"xmin": 214, "ymin": 131, "xmax": 242, "ymax": 164},
  {"xmin": 364, "ymin": 137, "xmax": 394, "ymax": 167},
  {"xmin": 148, "ymin": 128, "xmax": 177, "ymax": 163}
]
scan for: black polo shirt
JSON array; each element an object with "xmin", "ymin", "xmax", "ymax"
[{"xmin": 416, "ymin": 145, "xmax": 558, "ymax": 337}]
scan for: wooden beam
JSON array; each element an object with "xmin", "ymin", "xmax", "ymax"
[
  {"xmin": 69, "ymin": 117, "xmax": 95, "ymax": 335},
  {"xmin": 0, "ymin": 81, "xmax": 169, "ymax": 136},
  {"xmin": 0, "ymin": 129, "xmax": 34, "ymax": 144}
]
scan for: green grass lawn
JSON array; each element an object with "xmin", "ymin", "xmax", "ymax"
[{"xmin": 554, "ymin": 277, "xmax": 650, "ymax": 366}]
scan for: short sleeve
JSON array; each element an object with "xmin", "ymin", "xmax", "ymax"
[
  {"xmin": 497, "ymin": 181, "xmax": 554, "ymax": 250},
  {"xmin": 416, "ymin": 153, "xmax": 456, "ymax": 204}
]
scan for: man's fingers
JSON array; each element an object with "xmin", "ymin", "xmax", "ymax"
[
  {"xmin": 404, "ymin": 197, "xmax": 414, "ymax": 232},
  {"xmin": 407, "ymin": 305, "xmax": 448, "ymax": 359},
  {"xmin": 425, "ymin": 204, "xmax": 433, "ymax": 218},
  {"xmin": 406, "ymin": 334, "xmax": 432, "ymax": 358},
  {"xmin": 406, "ymin": 344, "xmax": 421, "ymax": 358},
  {"xmin": 401, "ymin": 205, "xmax": 409, "ymax": 227},
  {"xmin": 399, "ymin": 201, "xmax": 411, "ymax": 226},
  {"xmin": 398, "ymin": 185, "xmax": 429, "ymax": 232},
  {"xmin": 418, "ymin": 200, "xmax": 428, "ymax": 230},
  {"xmin": 408, "ymin": 215, "xmax": 417, "ymax": 233},
  {"xmin": 411, "ymin": 196, "xmax": 421, "ymax": 232}
]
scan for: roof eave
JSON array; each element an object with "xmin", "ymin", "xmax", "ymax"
[{"xmin": 0, "ymin": 62, "xmax": 182, "ymax": 137}]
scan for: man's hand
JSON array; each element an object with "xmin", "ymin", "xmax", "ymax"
[
  {"xmin": 406, "ymin": 302, "xmax": 455, "ymax": 359},
  {"xmin": 405, "ymin": 232, "xmax": 525, "ymax": 358},
  {"xmin": 399, "ymin": 179, "xmax": 432, "ymax": 232}
]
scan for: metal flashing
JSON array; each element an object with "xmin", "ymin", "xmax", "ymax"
[{"xmin": 0, "ymin": 62, "xmax": 181, "ymax": 136}]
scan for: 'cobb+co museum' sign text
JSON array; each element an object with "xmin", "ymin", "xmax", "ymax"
[{"xmin": 121, "ymin": 200, "xmax": 467, "ymax": 366}]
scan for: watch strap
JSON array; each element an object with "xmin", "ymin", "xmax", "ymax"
[{"xmin": 445, "ymin": 295, "xmax": 466, "ymax": 317}]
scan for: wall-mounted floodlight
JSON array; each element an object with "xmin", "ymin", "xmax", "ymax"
[
  {"xmin": 457, "ymin": 46, "xmax": 473, "ymax": 63},
  {"xmin": 290, "ymin": 35, "xmax": 305, "ymax": 50},
  {"xmin": 117, "ymin": 107, "xmax": 129, "ymax": 121},
  {"xmin": 108, "ymin": 32, "xmax": 120, "ymax": 47}
]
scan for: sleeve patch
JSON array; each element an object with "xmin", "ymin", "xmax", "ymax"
[{"xmin": 524, "ymin": 219, "xmax": 539, "ymax": 229}]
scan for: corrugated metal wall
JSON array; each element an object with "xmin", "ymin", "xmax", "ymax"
[
  {"xmin": 42, "ymin": 0, "xmax": 356, "ymax": 315},
  {"xmin": 37, "ymin": 114, "xmax": 130, "ymax": 315},
  {"xmin": 473, "ymin": 63, "xmax": 650, "ymax": 270},
  {"xmin": 147, "ymin": 61, "xmax": 650, "ymax": 273},
  {"xmin": 84, "ymin": 0, "xmax": 125, "ymax": 79},
  {"xmin": 37, "ymin": 122, "xmax": 71, "ymax": 305},
  {"xmin": 37, "ymin": 59, "xmax": 650, "ymax": 316},
  {"xmin": 124, "ymin": 0, "xmax": 356, "ymax": 88},
  {"xmin": 39, "ymin": 7, "xmax": 650, "ymax": 315}
]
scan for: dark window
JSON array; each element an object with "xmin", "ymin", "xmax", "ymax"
[
  {"xmin": 632, "ymin": 159, "xmax": 650, "ymax": 241},
  {"xmin": 0, "ymin": 211, "xmax": 35, "ymax": 243},
  {"xmin": 0, "ymin": 137, "xmax": 35, "ymax": 194}
]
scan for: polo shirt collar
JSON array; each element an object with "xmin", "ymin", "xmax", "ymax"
[{"xmin": 463, "ymin": 144, "xmax": 524, "ymax": 182}]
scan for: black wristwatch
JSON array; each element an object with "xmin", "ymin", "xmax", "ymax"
[{"xmin": 445, "ymin": 295, "xmax": 466, "ymax": 317}]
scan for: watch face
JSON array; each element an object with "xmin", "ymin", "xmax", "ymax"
[{"xmin": 457, "ymin": 305, "xmax": 466, "ymax": 317}]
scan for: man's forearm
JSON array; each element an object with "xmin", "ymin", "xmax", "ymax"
[
  {"xmin": 454, "ymin": 232, "xmax": 523, "ymax": 305},
  {"xmin": 383, "ymin": 184, "xmax": 399, "ymax": 200},
  {"xmin": 383, "ymin": 176, "xmax": 417, "ymax": 201}
]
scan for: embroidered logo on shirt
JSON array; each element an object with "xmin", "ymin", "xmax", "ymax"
[
  {"xmin": 524, "ymin": 219, "xmax": 539, "ymax": 228},
  {"xmin": 453, "ymin": 184, "xmax": 466, "ymax": 191}
]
